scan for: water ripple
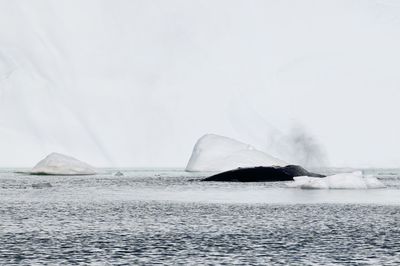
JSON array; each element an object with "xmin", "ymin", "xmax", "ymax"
[{"xmin": 1, "ymin": 202, "xmax": 400, "ymax": 265}]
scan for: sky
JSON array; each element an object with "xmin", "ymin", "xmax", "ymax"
[{"xmin": 0, "ymin": 0, "xmax": 400, "ymax": 168}]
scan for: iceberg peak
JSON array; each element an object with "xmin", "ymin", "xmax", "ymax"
[{"xmin": 186, "ymin": 134, "xmax": 288, "ymax": 172}]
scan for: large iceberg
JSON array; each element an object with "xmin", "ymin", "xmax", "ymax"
[
  {"xmin": 185, "ymin": 134, "xmax": 287, "ymax": 172},
  {"xmin": 286, "ymin": 171, "xmax": 385, "ymax": 189},
  {"xmin": 30, "ymin": 153, "xmax": 97, "ymax": 175}
]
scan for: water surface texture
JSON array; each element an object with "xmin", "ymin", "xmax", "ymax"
[{"xmin": 1, "ymin": 168, "xmax": 400, "ymax": 265}]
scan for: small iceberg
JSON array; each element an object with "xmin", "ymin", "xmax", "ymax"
[
  {"xmin": 114, "ymin": 171, "xmax": 124, "ymax": 176},
  {"xmin": 186, "ymin": 134, "xmax": 287, "ymax": 172},
  {"xmin": 30, "ymin": 152, "xmax": 97, "ymax": 175},
  {"xmin": 286, "ymin": 171, "xmax": 385, "ymax": 189}
]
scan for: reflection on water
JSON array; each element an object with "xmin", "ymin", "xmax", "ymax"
[{"xmin": 1, "ymin": 168, "xmax": 400, "ymax": 265}]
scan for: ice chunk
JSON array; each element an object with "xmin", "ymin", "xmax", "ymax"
[
  {"xmin": 114, "ymin": 171, "xmax": 124, "ymax": 176},
  {"xmin": 364, "ymin": 175, "xmax": 386, "ymax": 189},
  {"xmin": 287, "ymin": 171, "xmax": 385, "ymax": 189},
  {"xmin": 30, "ymin": 153, "xmax": 96, "ymax": 175},
  {"xmin": 286, "ymin": 176, "xmax": 315, "ymax": 188},
  {"xmin": 186, "ymin": 134, "xmax": 287, "ymax": 172}
]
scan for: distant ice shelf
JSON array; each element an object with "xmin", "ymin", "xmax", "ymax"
[
  {"xmin": 185, "ymin": 134, "xmax": 287, "ymax": 172},
  {"xmin": 286, "ymin": 171, "xmax": 385, "ymax": 189},
  {"xmin": 29, "ymin": 152, "xmax": 97, "ymax": 175}
]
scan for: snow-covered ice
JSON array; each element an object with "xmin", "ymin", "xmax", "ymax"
[
  {"xmin": 287, "ymin": 171, "xmax": 385, "ymax": 189},
  {"xmin": 185, "ymin": 134, "xmax": 287, "ymax": 172},
  {"xmin": 30, "ymin": 153, "xmax": 96, "ymax": 175}
]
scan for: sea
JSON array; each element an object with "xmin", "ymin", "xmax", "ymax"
[{"xmin": 1, "ymin": 168, "xmax": 400, "ymax": 265}]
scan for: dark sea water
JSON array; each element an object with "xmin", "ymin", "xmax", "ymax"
[{"xmin": 1, "ymin": 168, "xmax": 400, "ymax": 265}]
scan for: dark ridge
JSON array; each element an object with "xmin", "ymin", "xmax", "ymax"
[{"xmin": 202, "ymin": 165, "xmax": 325, "ymax": 182}]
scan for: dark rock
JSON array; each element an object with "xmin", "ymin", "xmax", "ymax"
[
  {"xmin": 31, "ymin": 182, "xmax": 53, "ymax": 189},
  {"xmin": 202, "ymin": 165, "xmax": 325, "ymax": 182}
]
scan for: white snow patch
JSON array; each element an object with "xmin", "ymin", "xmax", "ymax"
[
  {"xmin": 287, "ymin": 171, "xmax": 385, "ymax": 189},
  {"xmin": 185, "ymin": 134, "xmax": 287, "ymax": 172},
  {"xmin": 30, "ymin": 152, "xmax": 96, "ymax": 175}
]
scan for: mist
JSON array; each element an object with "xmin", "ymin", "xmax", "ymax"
[{"xmin": 285, "ymin": 125, "xmax": 327, "ymax": 168}]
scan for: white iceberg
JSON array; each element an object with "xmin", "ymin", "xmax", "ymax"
[
  {"xmin": 287, "ymin": 171, "xmax": 385, "ymax": 189},
  {"xmin": 185, "ymin": 134, "xmax": 287, "ymax": 172},
  {"xmin": 30, "ymin": 152, "xmax": 97, "ymax": 175}
]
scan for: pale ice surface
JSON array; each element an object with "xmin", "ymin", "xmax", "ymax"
[
  {"xmin": 30, "ymin": 152, "xmax": 96, "ymax": 175},
  {"xmin": 1, "ymin": 2, "xmax": 400, "ymax": 169},
  {"xmin": 186, "ymin": 134, "xmax": 287, "ymax": 172},
  {"xmin": 1, "ymin": 2, "xmax": 400, "ymax": 168},
  {"xmin": 287, "ymin": 171, "xmax": 386, "ymax": 190}
]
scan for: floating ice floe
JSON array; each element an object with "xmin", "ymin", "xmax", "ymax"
[
  {"xmin": 30, "ymin": 152, "xmax": 97, "ymax": 175},
  {"xmin": 286, "ymin": 171, "xmax": 385, "ymax": 189},
  {"xmin": 186, "ymin": 134, "xmax": 287, "ymax": 172}
]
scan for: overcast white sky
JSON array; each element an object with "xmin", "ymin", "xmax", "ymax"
[{"xmin": 0, "ymin": 0, "xmax": 400, "ymax": 168}]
